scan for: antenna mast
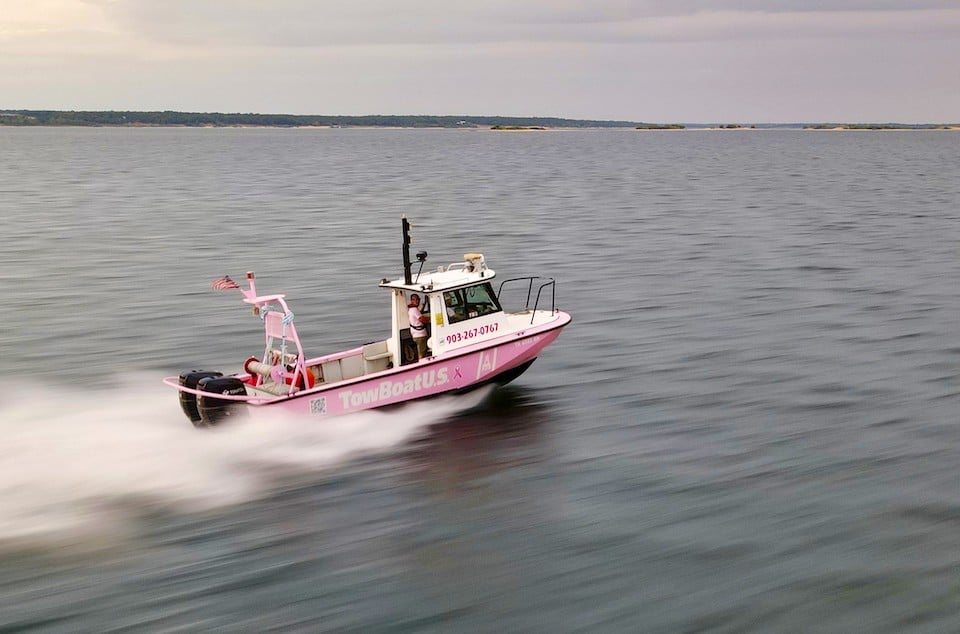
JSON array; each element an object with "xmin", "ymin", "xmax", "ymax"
[{"xmin": 402, "ymin": 216, "xmax": 413, "ymax": 285}]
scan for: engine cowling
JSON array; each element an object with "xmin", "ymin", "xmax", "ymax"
[
  {"xmin": 196, "ymin": 376, "xmax": 248, "ymax": 426},
  {"xmin": 178, "ymin": 370, "xmax": 223, "ymax": 424}
]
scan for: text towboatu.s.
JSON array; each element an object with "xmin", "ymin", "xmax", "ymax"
[{"xmin": 164, "ymin": 218, "xmax": 572, "ymax": 426}]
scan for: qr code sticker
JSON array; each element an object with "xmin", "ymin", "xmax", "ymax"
[{"xmin": 309, "ymin": 397, "xmax": 327, "ymax": 415}]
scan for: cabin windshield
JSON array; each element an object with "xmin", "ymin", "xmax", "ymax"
[{"xmin": 443, "ymin": 282, "xmax": 501, "ymax": 323}]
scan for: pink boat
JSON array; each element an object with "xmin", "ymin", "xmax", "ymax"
[{"xmin": 164, "ymin": 218, "xmax": 572, "ymax": 426}]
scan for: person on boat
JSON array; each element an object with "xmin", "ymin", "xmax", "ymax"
[
  {"xmin": 445, "ymin": 294, "xmax": 464, "ymax": 324},
  {"xmin": 408, "ymin": 293, "xmax": 429, "ymax": 360}
]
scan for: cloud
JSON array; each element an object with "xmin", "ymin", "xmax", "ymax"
[
  {"xmin": 2, "ymin": 1, "xmax": 958, "ymax": 120},
  {"xmin": 1, "ymin": 0, "xmax": 102, "ymax": 42},
  {"xmin": 89, "ymin": 0, "xmax": 960, "ymax": 49}
]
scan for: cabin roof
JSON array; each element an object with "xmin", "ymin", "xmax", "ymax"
[
  {"xmin": 379, "ymin": 253, "xmax": 495, "ymax": 293},
  {"xmin": 379, "ymin": 267, "xmax": 496, "ymax": 293}
]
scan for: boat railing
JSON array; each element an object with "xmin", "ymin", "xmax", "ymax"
[{"xmin": 496, "ymin": 276, "xmax": 556, "ymax": 324}]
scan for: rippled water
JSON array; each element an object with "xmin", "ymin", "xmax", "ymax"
[{"xmin": 1, "ymin": 128, "xmax": 959, "ymax": 632}]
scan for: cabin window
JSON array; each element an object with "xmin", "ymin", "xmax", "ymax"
[{"xmin": 443, "ymin": 283, "xmax": 501, "ymax": 323}]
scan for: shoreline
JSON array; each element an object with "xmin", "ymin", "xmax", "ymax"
[
  {"xmin": 2, "ymin": 112, "xmax": 957, "ymax": 131},
  {"xmin": 1, "ymin": 123, "xmax": 958, "ymax": 131}
]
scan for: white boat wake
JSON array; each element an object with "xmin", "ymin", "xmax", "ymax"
[{"xmin": 0, "ymin": 374, "xmax": 493, "ymax": 547}]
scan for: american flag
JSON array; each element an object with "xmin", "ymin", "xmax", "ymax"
[{"xmin": 210, "ymin": 275, "xmax": 240, "ymax": 290}]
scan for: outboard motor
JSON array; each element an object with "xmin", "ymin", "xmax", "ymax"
[
  {"xmin": 196, "ymin": 376, "xmax": 248, "ymax": 426},
  {"xmin": 178, "ymin": 370, "xmax": 223, "ymax": 424}
]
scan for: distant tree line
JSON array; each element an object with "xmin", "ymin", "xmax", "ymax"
[
  {"xmin": 0, "ymin": 110, "xmax": 645, "ymax": 128},
  {"xmin": 635, "ymin": 123, "xmax": 685, "ymax": 130}
]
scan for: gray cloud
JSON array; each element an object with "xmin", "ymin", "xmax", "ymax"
[
  {"xmin": 91, "ymin": 0, "xmax": 960, "ymax": 48},
  {"xmin": 5, "ymin": 1, "xmax": 957, "ymax": 120}
]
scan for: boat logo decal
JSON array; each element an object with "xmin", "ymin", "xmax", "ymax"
[
  {"xmin": 338, "ymin": 368, "xmax": 449, "ymax": 410},
  {"xmin": 476, "ymin": 350, "xmax": 498, "ymax": 379}
]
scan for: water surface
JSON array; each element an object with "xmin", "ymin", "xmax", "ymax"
[{"xmin": 1, "ymin": 128, "xmax": 959, "ymax": 632}]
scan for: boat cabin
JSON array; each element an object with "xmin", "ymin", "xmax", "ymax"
[{"xmin": 379, "ymin": 252, "xmax": 504, "ymax": 366}]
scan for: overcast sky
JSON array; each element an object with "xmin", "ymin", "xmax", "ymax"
[{"xmin": 2, "ymin": 1, "xmax": 958, "ymax": 122}]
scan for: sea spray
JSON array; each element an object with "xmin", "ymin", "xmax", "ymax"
[{"xmin": 0, "ymin": 375, "xmax": 493, "ymax": 546}]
